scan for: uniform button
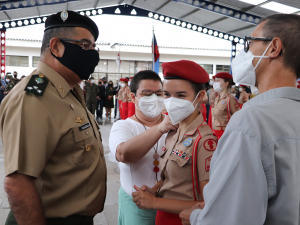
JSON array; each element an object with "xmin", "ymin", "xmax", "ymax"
[
  {"xmin": 86, "ymin": 132, "xmax": 89, "ymax": 135},
  {"xmin": 86, "ymin": 144, "xmax": 91, "ymax": 152}
]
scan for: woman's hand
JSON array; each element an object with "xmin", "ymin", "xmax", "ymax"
[
  {"xmin": 157, "ymin": 115, "xmax": 178, "ymax": 134},
  {"xmin": 179, "ymin": 202, "xmax": 205, "ymax": 225},
  {"xmin": 132, "ymin": 185, "xmax": 157, "ymax": 210}
]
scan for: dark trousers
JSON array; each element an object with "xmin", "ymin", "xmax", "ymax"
[
  {"xmin": 97, "ymin": 99, "xmax": 104, "ymax": 118},
  {"xmin": 6, "ymin": 210, "xmax": 94, "ymax": 225},
  {"xmin": 114, "ymin": 98, "xmax": 118, "ymax": 118},
  {"xmin": 206, "ymin": 104, "xmax": 210, "ymax": 123}
]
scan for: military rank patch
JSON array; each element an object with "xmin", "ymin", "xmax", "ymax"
[
  {"xmin": 24, "ymin": 74, "xmax": 49, "ymax": 96},
  {"xmin": 204, "ymin": 139, "xmax": 217, "ymax": 151},
  {"xmin": 183, "ymin": 138, "xmax": 193, "ymax": 147},
  {"xmin": 171, "ymin": 149, "xmax": 189, "ymax": 160},
  {"xmin": 205, "ymin": 156, "xmax": 212, "ymax": 171}
]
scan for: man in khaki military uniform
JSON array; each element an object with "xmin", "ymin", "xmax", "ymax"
[
  {"xmin": 0, "ymin": 11, "xmax": 106, "ymax": 225},
  {"xmin": 4, "ymin": 75, "xmax": 15, "ymax": 96},
  {"xmin": 85, "ymin": 77, "xmax": 98, "ymax": 116}
]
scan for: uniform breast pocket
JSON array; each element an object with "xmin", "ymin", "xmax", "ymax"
[
  {"xmin": 169, "ymin": 153, "xmax": 190, "ymax": 167},
  {"xmin": 218, "ymin": 103, "xmax": 227, "ymax": 111},
  {"xmin": 72, "ymin": 126, "xmax": 96, "ymax": 165}
]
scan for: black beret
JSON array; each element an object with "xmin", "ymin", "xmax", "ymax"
[{"xmin": 45, "ymin": 11, "xmax": 99, "ymax": 41}]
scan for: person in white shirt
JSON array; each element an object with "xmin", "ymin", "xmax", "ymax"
[
  {"xmin": 109, "ymin": 70, "xmax": 177, "ymax": 225},
  {"xmin": 180, "ymin": 13, "xmax": 300, "ymax": 225}
]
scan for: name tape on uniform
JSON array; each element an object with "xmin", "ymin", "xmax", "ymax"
[{"xmin": 79, "ymin": 123, "xmax": 90, "ymax": 131}]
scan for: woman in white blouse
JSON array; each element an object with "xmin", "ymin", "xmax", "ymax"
[{"xmin": 109, "ymin": 70, "xmax": 177, "ymax": 225}]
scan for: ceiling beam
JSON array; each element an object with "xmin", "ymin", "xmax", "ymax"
[
  {"xmin": 36, "ymin": 6, "xmax": 41, "ymax": 17},
  {"xmin": 227, "ymin": 24, "xmax": 256, "ymax": 33},
  {"xmin": 118, "ymin": 0, "xmax": 126, "ymax": 4},
  {"xmin": 155, "ymin": 0, "xmax": 172, "ymax": 12},
  {"xmin": 204, "ymin": 17, "xmax": 227, "ymax": 26},
  {"xmin": 179, "ymin": 8, "xmax": 200, "ymax": 19},
  {"xmin": 131, "ymin": 0, "xmax": 137, "ymax": 6},
  {"xmin": 94, "ymin": 0, "xmax": 100, "ymax": 8},
  {"xmin": 3, "ymin": 11, "xmax": 10, "ymax": 21}
]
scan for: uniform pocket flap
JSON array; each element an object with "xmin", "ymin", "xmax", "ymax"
[{"xmin": 73, "ymin": 125, "xmax": 93, "ymax": 142}]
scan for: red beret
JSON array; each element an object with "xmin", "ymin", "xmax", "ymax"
[
  {"xmin": 297, "ymin": 80, "xmax": 300, "ymax": 84},
  {"xmin": 120, "ymin": 78, "xmax": 129, "ymax": 83},
  {"xmin": 162, "ymin": 60, "xmax": 209, "ymax": 84},
  {"xmin": 212, "ymin": 76, "xmax": 216, "ymax": 79},
  {"xmin": 239, "ymin": 85, "xmax": 247, "ymax": 87},
  {"xmin": 297, "ymin": 84, "xmax": 300, "ymax": 89},
  {"xmin": 130, "ymin": 77, "xmax": 133, "ymax": 79},
  {"xmin": 214, "ymin": 72, "xmax": 232, "ymax": 80}
]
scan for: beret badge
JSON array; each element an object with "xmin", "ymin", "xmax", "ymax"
[{"xmin": 60, "ymin": 10, "xmax": 68, "ymax": 22}]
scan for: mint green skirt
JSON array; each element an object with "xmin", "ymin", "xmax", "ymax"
[{"xmin": 118, "ymin": 187, "xmax": 156, "ymax": 225}]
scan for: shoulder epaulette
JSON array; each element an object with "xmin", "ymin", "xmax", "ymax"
[{"xmin": 24, "ymin": 74, "xmax": 49, "ymax": 96}]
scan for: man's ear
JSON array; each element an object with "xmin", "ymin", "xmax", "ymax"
[
  {"xmin": 49, "ymin": 38, "xmax": 64, "ymax": 58},
  {"xmin": 131, "ymin": 92, "xmax": 136, "ymax": 104},
  {"xmin": 269, "ymin": 37, "xmax": 283, "ymax": 59}
]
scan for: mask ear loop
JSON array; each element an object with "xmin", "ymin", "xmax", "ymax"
[
  {"xmin": 192, "ymin": 91, "xmax": 201, "ymax": 109},
  {"xmin": 253, "ymin": 41, "xmax": 273, "ymax": 70}
]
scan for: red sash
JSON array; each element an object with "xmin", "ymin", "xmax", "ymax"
[
  {"xmin": 208, "ymin": 105, "xmax": 213, "ymax": 129},
  {"xmin": 200, "ymin": 103, "xmax": 207, "ymax": 122},
  {"xmin": 212, "ymin": 130, "xmax": 225, "ymax": 140},
  {"xmin": 155, "ymin": 210, "xmax": 182, "ymax": 225}
]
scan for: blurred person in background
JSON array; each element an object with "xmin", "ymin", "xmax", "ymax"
[
  {"xmin": 238, "ymin": 85, "xmax": 250, "ymax": 107},
  {"xmin": 97, "ymin": 79, "xmax": 106, "ymax": 120},
  {"xmin": 105, "ymin": 80, "xmax": 115, "ymax": 119},
  {"xmin": 85, "ymin": 77, "xmax": 98, "ymax": 116}
]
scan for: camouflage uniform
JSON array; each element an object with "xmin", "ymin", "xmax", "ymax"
[
  {"xmin": 85, "ymin": 82, "xmax": 98, "ymax": 115},
  {"xmin": 4, "ymin": 78, "xmax": 15, "ymax": 97}
]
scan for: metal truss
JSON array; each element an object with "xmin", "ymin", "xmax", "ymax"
[
  {"xmin": 0, "ymin": 4, "xmax": 245, "ymax": 45},
  {"xmin": 174, "ymin": 0, "xmax": 261, "ymax": 25},
  {"xmin": 0, "ymin": 0, "xmax": 79, "ymax": 12}
]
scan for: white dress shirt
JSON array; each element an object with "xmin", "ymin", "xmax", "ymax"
[{"xmin": 191, "ymin": 87, "xmax": 300, "ymax": 225}]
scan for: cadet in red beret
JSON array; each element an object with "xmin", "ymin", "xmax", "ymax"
[
  {"xmin": 211, "ymin": 72, "xmax": 240, "ymax": 139},
  {"xmin": 127, "ymin": 77, "xmax": 135, "ymax": 117},
  {"xmin": 132, "ymin": 60, "xmax": 217, "ymax": 225},
  {"xmin": 118, "ymin": 78, "xmax": 130, "ymax": 119}
]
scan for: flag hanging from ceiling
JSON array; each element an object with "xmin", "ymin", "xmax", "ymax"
[
  {"xmin": 152, "ymin": 32, "xmax": 160, "ymax": 74},
  {"xmin": 116, "ymin": 53, "xmax": 121, "ymax": 67}
]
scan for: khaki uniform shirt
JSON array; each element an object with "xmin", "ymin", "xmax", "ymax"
[
  {"xmin": 211, "ymin": 91, "xmax": 240, "ymax": 129},
  {"xmin": 121, "ymin": 86, "xmax": 130, "ymax": 102},
  {"xmin": 209, "ymin": 89, "xmax": 216, "ymax": 105},
  {"xmin": 0, "ymin": 61, "xmax": 107, "ymax": 218},
  {"xmin": 158, "ymin": 115, "xmax": 217, "ymax": 201},
  {"xmin": 118, "ymin": 87, "xmax": 124, "ymax": 102}
]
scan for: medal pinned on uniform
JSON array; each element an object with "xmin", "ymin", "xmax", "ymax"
[
  {"xmin": 75, "ymin": 116, "xmax": 84, "ymax": 124},
  {"xmin": 61, "ymin": 10, "xmax": 68, "ymax": 22},
  {"xmin": 86, "ymin": 144, "xmax": 91, "ymax": 152},
  {"xmin": 183, "ymin": 138, "xmax": 193, "ymax": 147}
]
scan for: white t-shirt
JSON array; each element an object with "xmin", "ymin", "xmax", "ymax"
[{"xmin": 109, "ymin": 118, "xmax": 167, "ymax": 196}]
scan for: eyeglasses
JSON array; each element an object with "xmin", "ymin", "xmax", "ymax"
[
  {"xmin": 136, "ymin": 89, "xmax": 164, "ymax": 97},
  {"xmin": 47, "ymin": 38, "xmax": 99, "ymax": 52},
  {"xmin": 244, "ymin": 36, "xmax": 273, "ymax": 53}
]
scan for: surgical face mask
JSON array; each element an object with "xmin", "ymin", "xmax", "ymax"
[
  {"xmin": 164, "ymin": 92, "xmax": 200, "ymax": 125},
  {"xmin": 135, "ymin": 94, "xmax": 164, "ymax": 118},
  {"xmin": 209, "ymin": 80, "xmax": 214, "ymax": 86},
  {"xmin": 128, "ymin": 81, "xmax": 131, "ymax": 86},
  {"xmin": 120, "ymin": 83, "xmax": 125, "ymax": 88},
  {"xmin": 51, "ymin": 40, "xmax": 99, "ymax": 80},
  {"xmin": 231, "ymin": 41, "xmax": 272, "ymax": 87},
  {"xmin": 213, "ymin": 82, "xmax": 224, "ymax": 93},
  {"xmin": 6, "ymin": 79, "xmax": 9, "ymax": 82},
  {"xmin": 239, "ymin": 88, "xmax": 243, "ymax": 92}
]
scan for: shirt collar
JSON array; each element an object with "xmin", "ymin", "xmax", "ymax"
[
  {"xmin": 243, "ymin": 87, "xmax": 300, "ymax": 109},
  {"xmin": 178, "ymin": 114, "xmax": 204, "ymax": 142},
  {"xmin": 37, "ymin": 61, "xmax": 72, "ymax": 99}
]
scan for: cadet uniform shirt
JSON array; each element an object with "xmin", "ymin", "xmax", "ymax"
[
  {"xmin": 190, "ymin": 87, "xmax": 300, "ymax": 225},
  {"xmin": 158, "ymin": 114, "xmax": 217, "ymax": 201},
  {"xmin": 209, "ymin": 89, "xmax": 216, "ymax": 105},
  {"xmin": 211, "ymin": 92, "xmax": 240, "ymax": 129},
  {"xmin": 0, "ymin": 61, "xmax": 107, "ymax": 218},
  {"xmin": 120, "ymin": 86, "xmax": 130, "ymax": 102}
]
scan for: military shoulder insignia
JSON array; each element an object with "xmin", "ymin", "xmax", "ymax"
[
  {"xmin": 24, "ymin": 74, "xmax": 49, "ymax": 96},
  {"xmin": 183, "ymin": 138, "xmax": 193, "ymax": 147},
  {"xmin": 204, "ymin": 139, "xmax": 217, "ymax": 151}
]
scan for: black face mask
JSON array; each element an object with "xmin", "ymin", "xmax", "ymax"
[
  {"xmin": 109, "ymin": 83, "xmax": 112, "ymax": 86},
  {"xmin": 103, "ymin": 81, "xmax": 107, "ymax": 84},
  {"xmin": 51, "ymin": 40, "xmax": 99, "ymax": 80},
  {"xmin": 14, "ymin": 75, "xmax": 17, "ymax": 78},
  {"xmin": 99, "ymin": 82, "xmax": 102, "ymax": 85}
]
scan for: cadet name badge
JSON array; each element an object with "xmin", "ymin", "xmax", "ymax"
[{"xmin": 25, "ymin": 74, "xmax": 49, "ymax": 96}]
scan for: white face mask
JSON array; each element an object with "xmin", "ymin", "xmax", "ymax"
[
  {"xmin": 231, "ymin": 41, "xmax": 272, "ymax": 87},
  {"xmin": 213, "ymin": 82, "xmax": 223, "ymax": 93},
  {"xmin": 6, "ymin": 79, "xmax": 9, "ymax": 82},
  {"xmin": 135, "ymin": 94, "xmax": 164, "ymax": 118},
  {"xmin": 209, "ymin": 80, "xmax": 214, "ymax": 86},
  {"xmin": 239, "ymin": 88, "xmax": 243, "ymax": 92},
  {"xmin": 120, "ymin": 83, "xmax": 125, "ymax": 88},
  {"xmin": 128, "ymin": 81, "xmax": 131, "ymax": 86},
  {"xmin": 164, "ymin": 92, "xmax": 200, "ymax": 125},
  {"xmin": 251, "ymin": 86, "xmax": 259, "ymax": 95}
]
